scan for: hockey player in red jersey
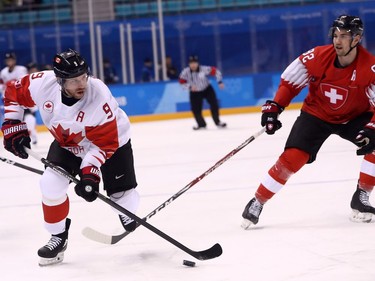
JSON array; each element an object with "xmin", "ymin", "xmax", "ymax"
[
  {"xmin": 242, "ymin": 15, "xmax": 375, "ymax": 229},
  {"xmin": 1, "ymin": 50, "xmax": 140, "ymax": 266}
]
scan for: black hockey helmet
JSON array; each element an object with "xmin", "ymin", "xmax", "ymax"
[
  {"xmin": 53, "ymin": 49, "xmax": 89, "ymax": 79},
  {"xmin": 5, "ymin": 51, "xmax": 16, "ymax": 60},
  {"xmin": 329, "ymin": 15, "xmax": 364, "ymax": 38},
  {"xmin": 188, "ymin": 55, "xmax": 199, "ymax": 63}
]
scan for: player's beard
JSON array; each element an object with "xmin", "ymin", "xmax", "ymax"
[
  {"xmin": 65, "ymin": 88, "xmax": 86, "ymax": 99},
  {"xmin": 73, "ymin": 89, "xmax": 85, "ymax": 99}
]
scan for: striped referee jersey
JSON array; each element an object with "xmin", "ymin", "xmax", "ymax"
[{"xmin": 179, "ymin": 65, "xmax": 223, "ymax": 92}]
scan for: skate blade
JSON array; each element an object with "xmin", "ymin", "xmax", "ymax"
[
  {"xmin": 39, "ymin": 252, "xmax": 64, "ymax": 267},
  {"xmin": 241, "ymin": 218, "xmax": 255, "ymax": 230},
  {"xmin": 350, "ymin": 210, "xmax": 372, "ymax": 223}
]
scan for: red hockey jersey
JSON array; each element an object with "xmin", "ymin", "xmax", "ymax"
[{"xmin": 274, "ymin": 45, "xmax": 375, "ymax": 124}]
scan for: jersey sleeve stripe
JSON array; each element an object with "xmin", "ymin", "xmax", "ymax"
[{"xmin": 281, "ymin": 58, "xmax": 309, "ymax": 88}]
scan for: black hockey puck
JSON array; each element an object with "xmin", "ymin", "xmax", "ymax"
[{"xmin": 183, "ymin": 260, "xmax": 196, "ymax": 267}]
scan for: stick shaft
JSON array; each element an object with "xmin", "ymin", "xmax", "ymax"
[
  {"xmin": 84, "ymin": 127, "xmax": 265, "ymax": 244},
  {"xmin": 25, "ymin": 147, "xmax": 222, "ymax": 260},
  {"xmin": 0, "ymin": 156, "xmax": 44, "ymax": 175},
  {"xmin": 143, "ymin": 127, "xmax": 266, "ymax": 221}
]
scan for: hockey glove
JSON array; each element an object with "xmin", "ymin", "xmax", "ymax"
[
  {"xmin": 261, "ymin": 100, "xmax": 284, "ymax": 135},
  {"xmin": 75, "ymin": 166, "xmax": 100, "ymax": 202},
  {"xmin": 356, "ymin": 123, "xmax": 375, "ymax": 155},
  {"xmin": 1, "ymin": 120, "xmax": 31, "ymax": 159}
]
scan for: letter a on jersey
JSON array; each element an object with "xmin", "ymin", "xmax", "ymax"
[{"xmin": 320, "ymin": 83, "xmax": 348, "ymax": 110}]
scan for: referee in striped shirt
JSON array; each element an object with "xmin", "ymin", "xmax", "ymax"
[{"xmin": 179, "ymin": 55, "xmax": 226, "ymax": 130}]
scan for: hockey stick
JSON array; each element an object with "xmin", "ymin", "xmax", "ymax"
[
  {"xmin": 25, "ymin": 147, "xmax": 223, "ymax": 261},
  {"xmin": 83, "ymin": 127, "xmax": 266, "ymax": 245},
  {"xmin": 0, "ymin": 155, "xmax": 44, "ymax": 175}
]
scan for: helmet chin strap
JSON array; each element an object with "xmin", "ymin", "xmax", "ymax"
[
  {"xmin": 344, "ymin": 34, "xmax": 361, "ymax": 56},
  {"xmin": 344, "ymin": 39, "xmax": 358, "ymax": 56}
]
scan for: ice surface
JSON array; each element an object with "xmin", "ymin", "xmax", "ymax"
[{"xmin": 1, "ymin": 109, "xmax": 374, "ymax": 281}]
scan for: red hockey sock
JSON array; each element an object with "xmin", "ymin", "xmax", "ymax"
[
  {"xmin": 358, "ymin": 154, "xmax": 375, "ymax": 192},
  {"xmin": 255, "ymin": 148, "xmax": 309, "ymax": 203},
  {"xmin": 42, "ymin": 197, "xmax": 70, "ymax": 224}
]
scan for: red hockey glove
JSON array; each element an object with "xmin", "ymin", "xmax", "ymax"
[
  {"xmin": 74, "ymin": 166, "xmax": 100, "ymax": 202},
  {"xmin": 261, "ymin": 100, "xmax": 284, "ymax": 135},
  {"xmin": 1, "ymin": 120, "xmax": 31, "ymax": 159},
  {"xmin": 356, "ymin": 122, "xmax": 375, "ymax": 155}
]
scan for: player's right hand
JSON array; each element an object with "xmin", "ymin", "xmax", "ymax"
[
  {"xmin": 356, "ymin": 122, "xmax": 375, "ymax": 155},
  {"xmin": 1, "ymin": 120, "xmax": 31, "ymax": 159},
  {"xmin": 261, "ymin": 100, "xmax": 284, "ymax": 135},
  {"xmin": 75, "ymin": 166, "xmax": 100, "ymax": 202}
]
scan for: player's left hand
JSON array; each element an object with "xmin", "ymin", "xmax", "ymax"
[
  {"xmin": 356, "ymin": 123, "xmax": 375, "ymax": 155},
  {"xmin": 218, "ymin": 82, "xmax": 225, "ymax": 90},
  {"xmin": 75, "ymin": 166, "xmax": 100, "ymax": 202}
]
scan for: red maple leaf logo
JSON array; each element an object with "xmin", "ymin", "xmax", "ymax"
[{"xmin": 50, "ymin": 124, "xmax": 84, "ymax": 147}]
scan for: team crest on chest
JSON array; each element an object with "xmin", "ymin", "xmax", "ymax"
[
  {"xmin": 320, "ymin": 83, "xmax": 348, "ymax": 110},
  {"xmin": 43, "ymin": 101, "xmax": 54, "ymax": 113},
  {"xmin": 50, "ymin": 124, "xmax": 84, "ymax": 147}
]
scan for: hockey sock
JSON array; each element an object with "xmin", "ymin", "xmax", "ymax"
[
  {"xmin": 358, "ymin": 153, "xmax": 375, "ymax": 192},
  {"xmin": 255, "ymin": 148, "xmax": 309, "ymax": 204},
  {"xmin": 42, "ymin": 196, "xmax": 69, "ymax": 235}
]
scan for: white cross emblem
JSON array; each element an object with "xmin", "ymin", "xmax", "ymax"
[{"xmin": 325, "ymin": 88, "xmax": 343, "ymax": 104}]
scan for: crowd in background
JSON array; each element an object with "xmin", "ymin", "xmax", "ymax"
[{"xmin": 141, "ymin": 55, "xmax": 179, "ymax": 83}]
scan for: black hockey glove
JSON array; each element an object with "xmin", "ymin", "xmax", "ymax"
[
  {"xmin": 356, "ymin": 123, "xmax": 375, "ymax": 155},
  {"xmin": 1, "ymin": 120, "xmax": 31, "ymax": 159},
  {"xmin": 261, "ymin": 100, "xmax": 284, "ymax": 135},
  {"xmin": 75, "ymin": 166, "xmax": 100, "ymax": 202}
]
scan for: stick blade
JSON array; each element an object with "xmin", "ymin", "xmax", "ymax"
[
  {"xmin": 82, "ymin": 227, "xmax": 122, "ymax": 245},
  {"xmin": 111, "ymin": 231, "xmax": 130, "ymax": 244},
  {"xmin": 193, "ymin": 243, "xmax": 223, "ymax": 260},
  {"xmin": 82, "ymin": 226, "xmax": 133, "ymax": 245}
]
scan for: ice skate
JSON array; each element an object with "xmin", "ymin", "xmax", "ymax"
[
  {"xmin": 192, "ymin": 125, "xmax": 206, "ymax": 130},
  {"xmin": 119, "ymin": 214, "xmax": 137, "ymax": 232},
  {"xmin": 350, "ymin": 187, "xmax": 375, "ymax": 223},
  {"xmin": 38, "ymin": 218, "xmax": 71, "ymax": 266},
  {"xmin": 241, "ymin": 197, "xmax": 263, "ymax": 229},
  {"xmin": 216, "ymin": 122, "xmax": 227, "ymax": 128}
]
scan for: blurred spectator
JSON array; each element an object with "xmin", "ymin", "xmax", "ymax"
[
  {"xmin": 166, "ymin": 56, "xmax": 178, "ymax": 80},
  {"xmin": 5, "ymin": 0, "xmax": 42, "ymax": 10},
  {"xmin": 27, "ymin": 62, "xmax": 39, "ymax": 74},
  {"xmin": 103, "ymin": 58, "xmax": 119, "ymax": 84},
  {"xmin": 42, "ymin": 64, "xmax": 53, "ymax": 70},
  {"xmin": 141, "ymin": 58, "xmax": 153, "ymax": 82},
  {"xmin": 0, "ymin": 0, "xmax": 12, "ymax": 9}
]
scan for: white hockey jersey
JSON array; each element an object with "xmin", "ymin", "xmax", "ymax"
[
  {"xmin": 0, "ymin": 65, "xmax": 28, "ymax": 94},
  {"xmin": 3, "ymin": 70, "xmax": 131, "ymax": 169}
]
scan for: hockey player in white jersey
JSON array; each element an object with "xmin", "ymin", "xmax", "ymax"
[
  {"xmin": 0, "ymin": 52, "xmax": 27, "ymax": 93},
  {"xmin": 0, "ymin": 52, "xmax": 27, "ymax": 126},
  {"xmin": 1, "ymin": 49, "xmax": 140, "ymax": 266},
  {"xmin": 0, "ymin": 53, "xmax": 38, "ymax": 144}
]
